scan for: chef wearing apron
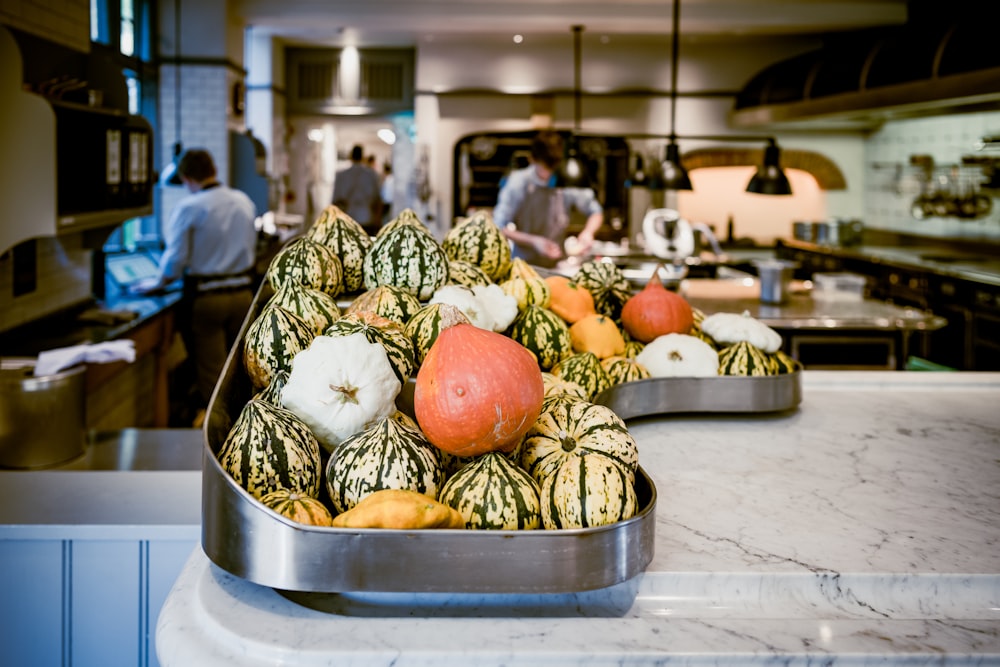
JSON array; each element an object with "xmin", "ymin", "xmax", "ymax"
[{"xmin": 492, "ymin": 130, "xmax": 604, "ymax": 268}]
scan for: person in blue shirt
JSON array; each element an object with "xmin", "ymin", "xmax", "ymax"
[
  {"xmin": 134, "ymin": 148, "xmax": 258, "ymax": 423},
  {"xmin": 491, "ymin": 130, "xmax": 604, "ymax": 268}
]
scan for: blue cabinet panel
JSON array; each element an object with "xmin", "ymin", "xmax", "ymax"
[
  {"xmin": 71, "ymin": 541, "xmax": 140, "ymax": 667},
  {"xmin": 0, "ymin": 540, "xmax": 65, "ymax": 667}
]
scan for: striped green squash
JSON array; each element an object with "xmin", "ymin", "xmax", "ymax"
[
  {"xmin": 718, "ymin": 340, "xmax": 779, "ymax": 376},
  {"xmin": 324, "ymin": 311, "xmax": 417, "ymax": 385},
  {"xmin": 770, "ymin": 349, "xmax": 801, "ymax": 374},
  {"xmin": 217, "ymin": 398, "xmax": 322, "ymax": 500},
  {"xmin": 325, "ymin": 415, "xmax": 445, "ymax": 514},
  {"xmin": 519, "ymin": 393, "xmax": 638, "ymax": 485},
  {"xmin": 252, "ymin": 369, "xmax": 289, "ymax": 407},
  {"xmin": 540, "ymin": 453, "xmax": 638, "ymax": 529},
  {"xmin": 601, "ymin": 355, "xmax": 651, "ymax": 385},
  {"xmin": 265, "ymin": 281, "xmax": 341, "ymax": 335},
  {"xmin": 243, "ymin": 305, "xmax": 314, "ymax": 390},
  {"xmin": 572, "ymin": 260, "xmax": 632, "ymax": 320},
  {"xmin": 344, "ymin": 284, "xmax": 422, "ymax": 327},
  {"xmin": 438, "ymin": 452, "xmax": 541, "ymax": 530},
  {"xmin": 500, "ymin": 261, "xmax": 551, "ymax": 311},
  {"xmin": 447, "ymin": 259, "xmax": 493, "ymax": 288},
  {"xmin": 378, "ymin": 207, "xmax": 427, "ymax": 237},
  {"xmin": 306, "ymin": 205, "xmax": 373, "ymax": 293},
  {"xmin": 551, "ymin": 351, "xmax": 612, "ymax": 401},
  {"xmin": 266, "ymin": 237, "xmax": 345, "ymax": 297},
  {"xmin": 622, "ymin": 339, "xmax": 645, "ymax": 359},
  {"xmin": 259, "ymin": 489, "xmax": 334, "ymax": 526},
  {"xmin": 441, "ymin": 210, "xmax": 512, "ymax": 282},
  {"xmin": 506, "ymin": 304, "xmax": 572, "ymax": 371},
  {"xmin": 540, "ymin": 372, "xmax": 588, "ymax": 400},
  {"xmin": 363, "ymin": 222, "xmax": 450, "ymax": 300},
  {"xmin": 403, "ymin": 303, "xmax": 471, "ymax": 366}
]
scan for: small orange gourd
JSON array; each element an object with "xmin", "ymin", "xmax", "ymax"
[
  {"xmin": 544, "ymin": 275, "xmax": 596, "ymax": 323},
  {"xmin": 620, "ymin": 264, "xmax": 694, "ymax": 343},
  {"xmin": 569, "ymin": 314, "xmax": 626, "ymax": 359}
]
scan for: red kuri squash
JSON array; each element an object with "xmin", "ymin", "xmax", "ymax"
[
  {"xmin": 620, "ymin": 264, "xmax": 694, "ymax": 343},
  {"xmin": 414, "ymin": 323, "xmax": 544, "ymax": 457}
]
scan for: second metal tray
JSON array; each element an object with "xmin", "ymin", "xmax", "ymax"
[{"xmin": 594, "ymin": 372, "xmax": 802, "ymax": 420}]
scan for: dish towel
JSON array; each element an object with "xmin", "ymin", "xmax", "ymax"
[{"xmin": 34, "ymin": 340, "xmax": 137, "ymax": 377}]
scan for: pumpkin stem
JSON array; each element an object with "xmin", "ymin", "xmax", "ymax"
[
  {"xmin": 328, "ymin": 383, "xmax": 360, "ymax": 405},
  {"xmin": 558, "ymin": 429, "xmax": 576, "ymax": 453}
]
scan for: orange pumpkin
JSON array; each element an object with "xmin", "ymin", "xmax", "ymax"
[
  {"xmin": 414, "ymin": 323, "xmax": 544, "ymax": 457},
  {"xmin": 545, "ymin": 275, "xmax": 596, "ymax": 323},
  {"xmin": 620, "ymin": 264, "xmax": 693, "ymax": 343},
  {"xmin": 569, "ymin": 314, "xmax": 626, "ymax": 359}
]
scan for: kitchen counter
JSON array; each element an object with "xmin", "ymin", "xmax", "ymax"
[
  {"xmin": 777, "ymin": 239, "xmax": 1000, "ymax": 287},
  {"xmin": 156, "ymin": 371, "xmax": 1000, "ymax": 666}
]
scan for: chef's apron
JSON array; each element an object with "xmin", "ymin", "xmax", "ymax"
[{"xmin": 511, "ymin": 183, "xmax": 567, "ymax": 268}]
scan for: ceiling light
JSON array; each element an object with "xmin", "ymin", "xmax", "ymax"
[
  {"xmin": 513, "ymin": 34, "xmax": 523, "ymax": 44},
  {"xmin": 746, "ymin": 139, "xmax": 793, "ymax": 195},
  {"xmin": 661, "ymin": 0, "xmax": 692, "ymax": 192},
  {"xmin": 377, "ymin": 128, "xmax": 396, "ymax": 145}
]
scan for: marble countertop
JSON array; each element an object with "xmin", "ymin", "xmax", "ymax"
[{"xmin": 156, "ymin": 371, "xmax": 1000, "ymax": 666}]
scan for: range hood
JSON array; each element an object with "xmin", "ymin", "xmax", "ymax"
[{"xmin": 729, "ymin": 8, "xmax": 1000, "ymax": 131}]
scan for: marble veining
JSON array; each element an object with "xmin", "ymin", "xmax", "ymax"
[{"xmin": 157, "ymin": 372, "xmax": 1000, "ymax": 666}]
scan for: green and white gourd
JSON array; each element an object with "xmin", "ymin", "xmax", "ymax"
[
  {"xmin": 438, "ymin": 452, "xmax": 541, "ymax": 530},
  {"xmin": 573, "ymin": 260, "xmax": 632, "ymax": 320},
  {"xmin": 325, "ymin": 416, "xmax": 445, "ymax": 514},
  {"xmin": 252, "ymin": 369, "xmax": 290, "ymax": 407},
  {"xmin": 362, "ymin": 223, "xmax": 450, "ymax": 300},
  {"xmin": 345, "ymin": 284, "xmax": 422, "ymax": 326},
  {"xmin": 265, "ymin": 281, "xmax": 341, "ymax": 335},
  {"xmin": 266, "ymin": 237, "xmax": 344, "ymax": 297},
  {"xmin": 551, "ymin": 351, "xmax": 613, "ymax": 401},
  {"xmin": 217, "ymin": 398, "xmax": 322, "ymax": 500},
  {"xmin": 305, "ymin": 205, "xmax": 373, "ymax": 293},
  {"xmin": 540, "ymin": 453, "xmax": 638, "ymax": 529},
  {"xmin": 505, "ymin": 304, "xmax": 573, "ymax": 372},
  {"xmin": 441, "ymin": 210, "xmax": 512, "ymax": 282},
  {"xmin": 446, "ymin": 259, "xmax": 494, "ymax": 288},
  {"xmin": 718, "ymin": 340, "xmax": 779, "ymax": 376},
  {"xmin": 242, "ymin": 305, "xmax": 314, "ymax": 390},
  {"xmin": 601, "ymin": 355, "xmax": 651, "ymax": 385},
  {"xmin": 519, "ymin": 393, "xmax": 638, "ymax": 485}
]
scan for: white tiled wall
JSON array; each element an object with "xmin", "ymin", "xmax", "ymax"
[
  {"xmin": 864, "ymin": 111, "xmax": 1000, "ymax": 241},
  {"xmin": 0, "ymin": 235, "xmax": 92, "ymax": 333}
]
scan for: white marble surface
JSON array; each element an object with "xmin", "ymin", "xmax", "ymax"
[{"xmin": 157, "ymin": 371, "xmax": 1000, "ymax": 666}]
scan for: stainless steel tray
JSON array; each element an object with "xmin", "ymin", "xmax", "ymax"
[
  {"xmin": 202, "ymin": 284, "xmax": 657, "ymax": 594},
  {"xmin": 595, "ymin": 372, "xmax": 801, "ymax": 420}
]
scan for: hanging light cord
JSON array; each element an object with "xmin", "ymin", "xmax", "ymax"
[
  {"xmin": 173, "ymin": 0, "xmax": 182, "ymax": 159},
  {"xmin": 572, "ymin": 25, "xmax": 583, "ymax": 132},
  {"xmin": 668, "ymin": 0, "xmax": 680, "ymax": 142}
]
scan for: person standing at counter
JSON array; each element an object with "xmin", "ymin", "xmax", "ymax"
[
  {"xmin": 333, "ymin": 144, "xmax": 382, "ymax": 235},
  {"xmin": 492, "ymin": 130, "xmax": 604, "ymax": 267},
  {"xmin": 133, "ymin": 148, "xmax": 258, "ymax": 425}
]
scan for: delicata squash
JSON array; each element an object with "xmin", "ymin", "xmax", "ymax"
[{"xmin": 331, "ymin": 489, "xmax": 465, "ymax": 529}]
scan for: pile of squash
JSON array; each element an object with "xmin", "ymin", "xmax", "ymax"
[{"xmin": 220, "ymin": 206, "xmax": 793, "ymax": 533}]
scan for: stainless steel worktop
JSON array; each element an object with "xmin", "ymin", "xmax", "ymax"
[{"xmin": 680, "ymin": 278, "xmax": 946, "ymax": 331}]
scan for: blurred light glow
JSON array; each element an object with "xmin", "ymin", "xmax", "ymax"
[
  {"xmin": 513, "ymin": 34, "xmax": 523, "ymax": 44},
  {"xmin": 377, "ymin": 128, "xmax": 396, "ymax": 145},
  {"xmin": 308, "ymin": 129, "xmax": 325, "ymax": 143}
]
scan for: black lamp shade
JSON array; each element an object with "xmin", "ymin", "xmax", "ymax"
[
  {"xmin": 626, "ymin": 154, "xmax": 647, "ymax": 188},
  {"xmin": 660, "ymin": 142, "xmax": 693, "ymax": 191},
  {"xmin": 746, "ymin": 143, "xmax": 792, "ymax": 195},
  {"xmin": 160, "ymin": 142, "xmax": 184, "ymax": 186},
  {"xmin": 554, "ymin": 137, "xmax": 594, "ymax": 189}
]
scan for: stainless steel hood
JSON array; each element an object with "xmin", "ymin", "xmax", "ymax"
[{"xmin": 729, "ymin": 8, "xmax": 1000, "ymax": 131}]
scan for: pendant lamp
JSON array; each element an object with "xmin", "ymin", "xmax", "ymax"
[
  {"xmin": 746, "ymin": 138, "xmax": 793, "ymax": 195},
  {"xmin": 660, "ymin": 0, "xmax": 693, "ymax": 191},
  {"xmin": 159, "ymin": 0, "xmax": 184, "ymax": 186},
  {"xmin": 554, "ymin": 25, "xmax": 594, "ymax": 189}
]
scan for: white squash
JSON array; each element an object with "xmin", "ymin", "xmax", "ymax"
[
  {"xmin": 281, "ymin": 333, "xmax": 401, "ymax": 453},
  {"xmin": 635, "ymin": 333, "xmax": 719, "ymax": 377},
  {"xmin": 700, "ymin": 310, "xmax": 782, "ymax": 353}
]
